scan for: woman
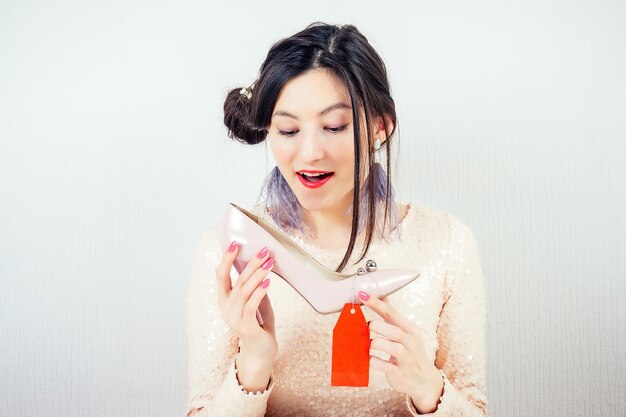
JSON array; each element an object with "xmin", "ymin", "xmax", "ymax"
[{"xmin": 187, "ymin": 22, "xmax": 488, "ymax": 416}]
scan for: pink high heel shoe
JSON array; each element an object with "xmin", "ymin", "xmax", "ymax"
[{"xmin": 218, "ymin": 203, "xmax": 420, "ymax": 315}]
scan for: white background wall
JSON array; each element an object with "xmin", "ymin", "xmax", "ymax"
[{"xmin": 1, "ymin": 1, "xmax": 624, "ymax": 416}]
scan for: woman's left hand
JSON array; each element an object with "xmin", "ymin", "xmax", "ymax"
[{"xmin": 358, "ymin": 290, "xmax": 444, "ymax": 413}]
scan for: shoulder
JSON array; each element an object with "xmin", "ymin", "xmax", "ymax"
[
  {"xmin": 406, "ymin": 202, "xmax": 477, "ymax": 247},
  {"xmin": 444, "ymin": 211, "xmax": 478, "ymax": 249}
]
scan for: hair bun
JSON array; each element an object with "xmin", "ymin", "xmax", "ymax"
[{"xmin": 223, "ymin": 87, "xmax": 267, "ymax": 145}]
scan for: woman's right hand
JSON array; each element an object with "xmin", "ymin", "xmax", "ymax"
[{"xmin": 215, "ymin": 242, "xmax": 278, "ymax": 362}]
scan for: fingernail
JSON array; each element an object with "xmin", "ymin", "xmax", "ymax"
[
  {"xmin": 228, "ymin": 241, "xmax": 238, "ymax": 253},
  {"xmin": 358, "ymin": 290, "xmax": 370, "ymax": 301},
  {"xmin": 257, "ymin": 246, "xmax": 269, "ymax": 258},
  {"xmin": 261, "ymin": 257, "xmax": 273, "ymax": 270},
  {"xmin": 260, "ymin": 278, "xmax": 271, "ymax": 289}
]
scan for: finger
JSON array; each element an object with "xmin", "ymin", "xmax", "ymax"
[
  {"xmin": 215, "ymin": 240, "xmax": 239, "ymax": 302},
  {"xmin": 370, "ymin": 354, "xmax": 396, "ymax": 375},
  {"xmin": 359, "ymin": 291, "xmax": 415, "ymax": 333},
  {"xmin": 369, "ymin": 319, "xmax": 406, "ymax": 344},
  {"xmin": 370, "ymin": 336, "xmax": 406, "ymax": 358},
  {"xmin": 235, "ymin": 258, "xmax": 273, "ymax": 313},
  {"xmin": 258, "ymin": 293, "xmax": 274, "ymax": 330},
  {"xmin": 233, "ymin": 246, "xmax": 271, "ymax": 290},
  {"xmin": 243, "ymin": 278, "xmax": 272, "ymax": 319},
  {"xmin": 240, "ymin": 257, "xmax": 273, "ymax": 297}
]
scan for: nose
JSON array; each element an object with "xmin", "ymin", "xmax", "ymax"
[{"xmin": 298, "ymin": 130, "xmax": 325, "ymax": 162}]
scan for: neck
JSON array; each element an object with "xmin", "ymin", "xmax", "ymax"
[
  {"xmin": 296, "ymin": 201, "xmax": 406, "ymax": 251},
  {"xmin": 300, "ymin": 195, "xmax": 356, "ymax": 245}
]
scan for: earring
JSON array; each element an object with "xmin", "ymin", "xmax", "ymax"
[{"xmin": 374, "ymin": 138, "xmax": 382, "ymax": 163}]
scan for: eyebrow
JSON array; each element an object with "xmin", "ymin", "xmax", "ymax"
[{"xmin": 271, "ymin": 102, "xmax": 351, "ymax": 119}]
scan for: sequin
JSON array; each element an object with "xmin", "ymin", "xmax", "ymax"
[{"xmin": 186, "ymin": 204, "xmax": 488, "ymax": 417}]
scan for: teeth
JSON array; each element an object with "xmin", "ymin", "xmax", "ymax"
[{"xmin": 300, "ymin": 172, "xmax": 328, "ymax": 177}]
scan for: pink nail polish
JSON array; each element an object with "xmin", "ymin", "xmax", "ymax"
[
  {"xmin": 358, "ymin": 290, "xmax": 370, "ymax": 301},
  {"xmin": 260, "ymin": 278, "xmax": 271, "ymax": 289},
  {"xmin": 228, "ymin": 241, "xmax": 238, "ymax": 253},
  {"xmin": 257, "ymin": 246, "xmax": 269, "ymax": 258},
  {"xmin": 261, "ymin": 257, "xmax": 273, "ymax": 270}
]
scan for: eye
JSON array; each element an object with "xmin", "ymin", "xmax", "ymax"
[
  {"xmin": 326, "ymin": 124, "xmax": 349, "ymax": 134},
  {"xmin": 277, "ymin": 124, "xmax": 349, "ymax": 137},
  {"xmin": 278, "ymin": 129, "xmax": 298, "ymax": 137}
]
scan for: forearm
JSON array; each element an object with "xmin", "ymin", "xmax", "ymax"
[
  {"xmin": 409, "ymin": 370, "xmax": 444, "ymax": 413},
  {"xmin": 405, "ymin": 369, "xmax": 488, "ymax": 417},
  {"xmin": 187, "ymin": 230, "xmax": 275, "ymax": 417},
  {"xmin": 235, "ymin": 347, "xmax": 275, "ymax": 393}
]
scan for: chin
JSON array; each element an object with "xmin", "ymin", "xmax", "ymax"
[
  {"xmin": 295, "ymin": 197, "xmax": 326, "ymax": 210},
  {"xmin": 300, "ymin": 193, "xmax": 356, "ymax": 215},
  {"xmin": 287, "ymin": 178, "xmax": 352, "ymax": 212},
  {"xmin": 294, "ymin": 195, "xmax": 335, "ymax": 212}
]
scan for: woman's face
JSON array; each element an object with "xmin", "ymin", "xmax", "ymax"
[{"xmin": 267, "ymin": 68, "xmax": 367, "ymax": 214}]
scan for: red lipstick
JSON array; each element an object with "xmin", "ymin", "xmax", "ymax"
[{"xmin": 296, "ymin": 170, "xmax": 334, "ymax": 189}]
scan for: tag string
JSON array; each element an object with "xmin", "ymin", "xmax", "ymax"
[{"xmin": 350, "ymin": 274, "xmax": 356, "ymax": 314}]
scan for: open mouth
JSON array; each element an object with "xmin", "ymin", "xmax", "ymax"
[
  {"xmin": 296, "ymin": 171, "xmax": 334, "ymax": 188},
  {"xmin": 297, "ymin": 172, "xmax": 333, "ymax": 182}
]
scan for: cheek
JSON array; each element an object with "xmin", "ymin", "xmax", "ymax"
[
  {"xmin": 335, "ymin": 142, "xmax": 356, "ymax": 168},
  {"xmin": 269, "ymin": 139, "xmax": 292, "ymax": 165}
]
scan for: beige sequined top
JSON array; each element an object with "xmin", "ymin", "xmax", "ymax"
[{"xmin": 186, "ymin": 202, "xmax": 488, "ymax": 417}]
